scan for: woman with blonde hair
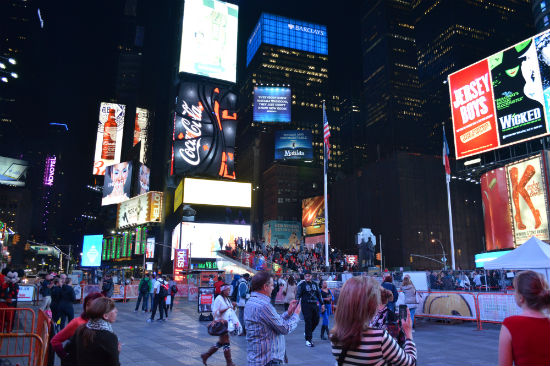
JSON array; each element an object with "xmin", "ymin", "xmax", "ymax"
[
  {"xmin": 331, "ymin": 276, "xmax": 416, "ymax": 366},
  {"xmin": 498, "ymin": 270, "xmax": 550, "ymax": 366},
  {"xmin": 401, "ymin": 275, "xmax": 418, "ymax": 328}
]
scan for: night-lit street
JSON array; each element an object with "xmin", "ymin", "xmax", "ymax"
[{"xmin": 2, "ymin": 0, "xmax": 550, "ymax": 365}]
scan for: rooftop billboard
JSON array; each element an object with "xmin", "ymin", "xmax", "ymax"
[
  {"xmin": 0, "ymin": 156, "xmax": 29, "ymax": 187},
  {"xmin": 253, "ymin": 86, "xmax": 291, "ymax": 123},
  {"xmin": 93, "ymin": 102, "xmax": 126, "ymax": 175}
]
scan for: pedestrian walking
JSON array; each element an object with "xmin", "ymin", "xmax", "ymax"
[
  {"xmin": 134, "ymin": 273, "xmax": 151, "ymax": 312},
  {"xmin": 296, "ymin": 270, "xmax": 323, "ymax": 347},
  {"xmin": 236, "ymin": 273, "xmax": 250, "ymax": 336},
  {"xmin": 51, "ymin": 278, "xmax": 62, "ymax": 328},
  {"xmin": 59, "ymin": 278, "xmax": 76, "ymax": 329},
  {"xmin": 148, "ymin": 275, "xmax": 168, "ymax": 322},
  {"xmin": 381, "ymin": 274, "xmax": 398, "ymax": 313},
  {"xmin": 101, "ymin": 274, "xmax": 114, "ymax": 298},
  {"xmin": 498, "ymin": 270, "xmax": 550, "ymax": 366},
  {"xmin": 331, "ymin": 276, "xmax": 417, "ymax": 366},
  {"xmin": 400, "ymin": 275, "xmax": 419, "ymax": 329},
  {"xmin": 201, "ymin": 284, "xmax": 240, "ymax": 366},
  {"xmin": 319, "ymin": 280, "xmax": 333, "ymax": 340},
  {"xmin": 39, "ymin": 274, "xmax": 53, "ymax": 311},
  {"xmin": 148, "ymin": 274, "xmax": 156, "ymax": 312},
  {"xmin": 244, "ymin": 271, "xmax": 301, "ymax": 366},
  {"xmin": 51, "ymin": 292, "xmax": 104, "ymax": 366},
  {"xmin": 282, "ymin": 275, "xmax": 297, "ymax": 311},
  {"xmin": 169, "ymin": 276, "xmax": 178, "ymax": 311},
  {"xmin": 69, "ymin": 297, "xmax": 120, "ymax": 366}
]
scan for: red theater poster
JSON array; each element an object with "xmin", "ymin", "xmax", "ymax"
[
  {"xmin": 449, "ymin": 59, "xmax": 499, "ymax": 158},
  {"xmin": 480, "ymin": 169, "xmax": 514, "ymax": 251}
]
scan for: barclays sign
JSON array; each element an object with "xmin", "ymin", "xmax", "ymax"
[{"xmin": 287, "ymin": 23, "xmax": 325, "ymax": 36}]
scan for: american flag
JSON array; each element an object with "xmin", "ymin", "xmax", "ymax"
[
  {"xmin": 443, "ymin": 126, "xmax": 451, "ymax": 183},
  {"xmin": 323, "ymin": 103, "xmax": 331, "ymax": 160}
]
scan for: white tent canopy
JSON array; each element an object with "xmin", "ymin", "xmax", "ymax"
[{"xmin": 484, "ymin": 236, "xmax": 550, "ymax": 280}]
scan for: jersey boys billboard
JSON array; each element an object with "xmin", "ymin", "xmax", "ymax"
[
  {"xmin": 171, "ymin": 81, "xmax": 238, "ymax": 180},
  {"xmin": 449, "ymin": 29, "xmax": 550, "ymax": 159}
]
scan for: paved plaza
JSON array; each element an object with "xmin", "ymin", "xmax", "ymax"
[{"xmin": 47, "ymin": 298, "xmax": 501, "ymax": 366}]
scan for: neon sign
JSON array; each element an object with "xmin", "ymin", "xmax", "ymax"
[{"xmin": 43, "ymin": 156, "xmax": 56, "ymax": 187}]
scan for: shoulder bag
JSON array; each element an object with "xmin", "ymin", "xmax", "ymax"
[{"xmin": 207, "ymin": 319, "xmax": 228, "ymax": 336}]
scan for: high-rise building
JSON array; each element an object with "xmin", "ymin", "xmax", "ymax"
[
  {"xmin": 532, "ymin": 0, "xmax": 550, "ymax": 32},
  {"xmin": 237, "ymin": 13, "xmax": 344, "ymax": 237}
]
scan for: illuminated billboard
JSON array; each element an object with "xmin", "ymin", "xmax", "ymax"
[
  {"xmin": 81, "ymin": 235, "xmax": 103, "ymax": 267},
  {"xmin": 102, "ymin": 161, "xmax": 133, "ymax": 206},
  {"xmin": 0, "ymin": 156, "xmax": 29, "ymax": 187},
  {"xmin": 116, "ymin": 191, "xmax": 163, "ymax": 229},
  {"xmin": 505, "ymin": 154, "xmax": 550, "ymax": 245},
  {"xmin": 253, "ymin": 87, "xmax": 291, "ymax": 123},
  {"xmin": 43, "ymin": 155, "xmax": 56, "ymax": 187},
  {"xmin": 448, "ymin": 29, "xmax": 550, "ymax": 159},
  {"xmin": 263, "ymin": 220, "xmax": 301, "ymax": 249},
  {"xmin": 93, "ymin": 102, "xmax": 126, "ymax": 175},
  {"xmin": 171, "ymin": 222, "xmax": 250, "ymax": 259},
  {"xmin": 183, "ymin": 178, "xmax": 251, "ymax": 208},
  {"xmin": 134, "ymin": 108, "xmax": 150, "ymax": 164},
  {"xmin": 480, "ymin": 168, "xmax": 514, "ymax": 251},
  {"xmin": 179, "ymin": 0, "xmax": 239, "ymax": 83},
  {"xmin": 172, "ymin": 81, "xmax": 238, "ymax": 179},
  {"xmin": 174, "ymin": 178, "xmax": 184, "ymax": 212},
  {"xmin": 475, "ymin": 250, "xmax": 512, "ymax": 268},
  {"xmin": 274, "ymin": 130, "xmax": 313, "ymax": 160},
  {"xmin": 302, "ymin": 196, "xmax": 325, "ymax": 235},
  {"xmin": 247, "ymin": 13, "xmax": 328, "ymax": 66},
  {"xmin": 136, "ymin": 164, "xmax": 150, "ymax": 196}
]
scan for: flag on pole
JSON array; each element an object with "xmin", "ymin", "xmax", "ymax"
[
  {"xmin": 443, "ymin": 126, "xmax": 451, "ymax": 183},
  {"xmin": 323, "ymin": 102, "xmax": 331, "ymax": 160}
]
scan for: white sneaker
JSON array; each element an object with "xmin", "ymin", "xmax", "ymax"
[
  {"xmin": 305, "ymin": 341, "xmax": 314, "ymax": 347},
  {"xmin": 146, "ymin": 318, "xmax": 153, "ymax": 323}
]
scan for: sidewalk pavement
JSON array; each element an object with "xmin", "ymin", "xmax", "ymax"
[{"xmin": 54, "ymin": 298, "xmax": 499, "ymax": 366}]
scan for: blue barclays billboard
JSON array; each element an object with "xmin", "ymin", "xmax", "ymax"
[
  {"xmin": 247, "ymin": 13, "xmax": 328, "ymax": 65},
  {"xmin": 253, "ymin": 86, "xmax": 291, "ymax": 123},
  {"xmin": 274, "ymin": 130, "xmax": 313, "ymax": 161}
]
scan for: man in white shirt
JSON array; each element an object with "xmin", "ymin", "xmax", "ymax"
[{"xmin": 148, "ymin": 275, "xmax": 167, "ymax": 322}]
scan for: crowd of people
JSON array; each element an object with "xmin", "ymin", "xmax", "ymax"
[{"xmin": 427, "ymin": 269, "xmax": 516, "ymax": 291}]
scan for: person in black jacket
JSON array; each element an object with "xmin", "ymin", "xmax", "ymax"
[
  {"xmin": 50, "ymin": 278, "xmax": 62, "ymax": 327},
  {"xmin": 296, "ymin": 270, "xmax": 324, "ymax": 347},
  {"xmin": 71, "ymin": 297, "xmax": 120, "ymax": 366},
  {"xmin": 59, "ymin": 278, "xmax": 76, "ymax": 329}
]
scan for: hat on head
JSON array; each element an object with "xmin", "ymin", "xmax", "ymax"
[
  {"xmin": 243, "ymin": 273, "xmax": 250, "ymax": 279},
  {"xmin": 304, "ymin": 270, "xmax": 311, "ymax": 275},
  {"xmin": 221, "ymin": 284, "xmax": 231, "ymax": 292}
]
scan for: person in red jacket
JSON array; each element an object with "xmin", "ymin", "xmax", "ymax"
[
  {"xmin": 51, "ymin": 292, "xmax": 104, "ymax": 365},
  {"xmin": 214, "ymin": 276, "xmax": 225, "ymax": 296}
]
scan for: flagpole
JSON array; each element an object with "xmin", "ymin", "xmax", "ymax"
[
  {"xmin": 443, "ymin": 124, "xmax": 456, "ymax": 270},
  {"xmin": 323, "ymin": 102, "xmax": 330, "ymax": 269}
]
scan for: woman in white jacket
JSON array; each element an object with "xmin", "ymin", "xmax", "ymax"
[
  {"xmin": 400, "ymin": 276, "xmax": 418, "ymax": 329},
  {"xmin": 201, "ymin": 284, "xmax": 239, "ymax": 366},
  {"xmin": 282, "ymin": 275, "xmax": 297, "ymax": 311}
]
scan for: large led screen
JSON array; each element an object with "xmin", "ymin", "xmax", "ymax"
[
  {"xmin": 93, "ymin": 102, "xmax": 126, "ymax": 175},
  {"xmin": 302, "ymin": 196, "xmax": 325, "ymax": 235},
  {"xmin": 480, "ymin": 168, "xmax": 514, "ymax": 251},
  {"xmin": 81, "ymin": 235, "xmax": 103, "ymax": 267},
  {"xmin": 448, "ymin": 29, "xmax": 550, "ymax": 159},
  {"xmin": 274, "ymin": 130, "xmax": 313, "ymax": 160},
  {"xmin": 475, "ymin": 250, "xmax": 512, "ymax": 268},
  {"xmin": 172, "ymin": 81, "xmax": 238, "ymax": 179},
  {"xmin": 253, "ymin": 87, "xmax": 291, "ymax": 123},
  {"xmin": 134, "ymin": 107, "xmax": 150, "ymax": 164},
  {"xmin": 102, "ymin": 161, "xmax": 133, "ymax": 206},
  {"xmin": 171, "ymin": 222, "xmax": 250, "ymax": 259},
  {"xmin": 505, "ymin": 154, "xmax": 549, "ymax": 245},
  {"xmin": 179, "ymin": 0, "xmax": 239, "ymax": 83},
  {"xmin": 136, "ymin": 164, "xmax": 150, "ymax": 196},
  {"xmin": 0, "ymin": 156, "xmax": 29, "ymax": 187},
  {"xmin": 116, "ymin": 191, "xmax": 163, "ymax": 229},
  {"xmin": 263, "ymin": 220, "xmax": 301, "ymax": 249},
  {"xmin": 183, "ymin": 178, "xmax": 251, "ymax": 208}
]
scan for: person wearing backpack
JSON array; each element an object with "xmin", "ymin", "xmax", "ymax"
[
  {"xmin": 148, "ymin": 275, "xmax": 168, "ymax": 322},
  {"xmin": 236, "ymin": 273, "xmax": 250, "ymax": 336},
  {"xmin": 134, "ymin": 274, "xmax": 151, "ymax": 312}
]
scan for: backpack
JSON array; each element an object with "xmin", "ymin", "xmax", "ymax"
[
  {"xmin": 158, "ymin": 282, "xmax": 168, "ymax": 297},
  {"xmin": 171, "ymin": 284, "xmax": 178, "ymax": 294},
  {"xmin": 139, "ymin": 280, "xmax": 149, "ymax": 294}
]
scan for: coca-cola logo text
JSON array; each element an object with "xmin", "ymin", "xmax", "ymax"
[{"xmin": 178, "ymin": 101, "xmax": 203, "ymax": 166}]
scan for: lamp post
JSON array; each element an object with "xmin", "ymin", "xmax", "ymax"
[{"xmin": 431, "ymin": 239, "xmax": 447, "ymax": 270}]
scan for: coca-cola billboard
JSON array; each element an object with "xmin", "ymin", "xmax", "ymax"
[{"xmin": 171, "ymin": 81, "xmax": 238, "ymax": 179}]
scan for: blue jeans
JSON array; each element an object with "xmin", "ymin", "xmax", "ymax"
[
  {"xmin": 320, "ymin": 304, "xmax": 330, "ymax": 326},
  {"xmin": 409, "ymin": 307, "xmax": 416, "ymax": 325},
  {"xmin": 135, "ymin": 292, "xmax": 149, "ymax": 311}
]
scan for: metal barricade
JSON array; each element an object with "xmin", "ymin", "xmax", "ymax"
[
  {"xmin": 0, "ymin": 333, "xmax": 44, "ymax": 366},
  {"xmin": 476, "ymin": 292, "xmax": 521, "ymax": 330}
]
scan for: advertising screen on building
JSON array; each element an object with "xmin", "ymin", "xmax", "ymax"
[
  {"xmin": 263, "ymin": 220, "xmax": 301, "ymax": 249},
  {"xmin": 171, "ymin": 222, "xmax": 250, "ymax": 259},
  {"xmin": 302, "ymin": 196, "xmax": 325, "ymax": 235},
  {"xmin": 116, "ymin": 191, "xmax": 163, "ymax": 229},
  {"xmin": 102, "ymin": 161, "xmax": 133, "ymax": 206},
  {"xmin": 448, "ymin": 29, "xmax": 550, "ymax": 159},
  {"xmin": 0, "ymin": 156, "xmax": 29, "ymax": 187},
  {"xmin": 172, "ymin": 81, "xmax": 238, "ymax": 179},
  {"xmin": 183, "ymin": 178, "xmax": 251, "ymax": 208},
  {"xmin": 480, "ymin": 168, "xmax": 515, "ymax": 251},
  {"xmin": 505, "ymin": 154, "xmax": 550, "ymax": 245},
  {"xmin": 253, "ymin": 87, "xmax": 291, "ymax": 123},
  {"xmin": 81, "ymin": 235, "xmax": 103, "ymax": 267},
  {"xmin": 475, "ymin": 250, "xmax": 512, "ymax": 268},
  {"xmin": 134, "ymin": 107, "xmax": 150, "ymax": 164},
  {"xmin": 146, "ymin": 237, "xmax": 155, "ymax": 259},
  {"xmin": 136, "ymin": 163, "xmax": 150, "ymax": 196},
  {"xmin": 179, "ymin": 0, "xmax": 239, "ymax": 83},
  {"xmin": 93, "ymin": 102, "xmax": 126, "ymax": 175},
  {"xmin": 174, "ymin": 178, "xmax": 184, "ymax": 212},
  {"xmin": 274, "ymin": 130, "xmax": 313, "ymax": 160},
  {"xmin": 43, "ymin": 155, "xmax": 56, "ymax": 187}
]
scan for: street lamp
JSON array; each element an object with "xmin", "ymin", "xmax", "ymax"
[{"xmin": 431, "ymin": 238, "xmax": 448, "ymax": 270}]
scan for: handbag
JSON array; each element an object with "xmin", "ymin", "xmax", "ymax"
[{"xmin": 207, "ymin": 319, "xmax": 228, "ymax": 336}]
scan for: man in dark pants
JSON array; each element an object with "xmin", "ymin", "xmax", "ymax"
[
  {"xmin": 148, "ymin": 275, "xmax": 168, "ymax": 322},
  {"xmin": 296, "ymin": 270, "xmax": 324, "ymax": 347}
]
